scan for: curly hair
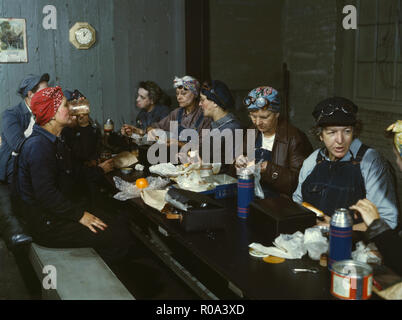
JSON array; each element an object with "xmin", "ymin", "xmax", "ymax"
[{"xmin": 139, "ymin": 81, "xmax": 172, "ymax": 107}]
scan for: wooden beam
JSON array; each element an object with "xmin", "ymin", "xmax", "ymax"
[{"xmin": 185, "ymin": 0, "xmax": 210, "ymax": 82}]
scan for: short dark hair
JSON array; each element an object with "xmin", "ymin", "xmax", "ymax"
[
  {"xmin": 139, "ymin": 81, "xmax": 171, "ymax": 107},
  {"xmin": 310, "ymin": 119, "xmax": 363, "ymax": 141}
]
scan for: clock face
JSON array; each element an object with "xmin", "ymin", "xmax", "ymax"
[{"xmin": 75, "ymin": 27, "xmax": 93, "ymax": 45}]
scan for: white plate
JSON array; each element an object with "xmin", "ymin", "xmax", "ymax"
[{"xmin": 249, "ymin": 248, "xmax": 269, "ymax": 258}]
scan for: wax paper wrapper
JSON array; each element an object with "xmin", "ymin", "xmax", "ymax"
[{"xmin": 113, "ymin": 176, "xmax": 169, "ymax": 201}]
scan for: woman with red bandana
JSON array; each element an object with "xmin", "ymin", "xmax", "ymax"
[{"xmin": 12, "ymin": 87, "xmax": 134, "ymax": 265}]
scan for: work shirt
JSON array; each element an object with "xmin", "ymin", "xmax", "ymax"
[
  {"xmin": 0, "ymin": 101, "xmax": 34, "ymax": 183},
  {"xmin": 135, "ymin": 104, "xmax": 170, "ymax": 131},
  {"xmin": 201, "ymin": 113, "xmax": 243, "ymax": 165},
  {"xmin": 151, "ymin": 106, "xmax": 212, "ymax": 137},
  {"xmin": 15, "ymin": 124, "xmax": 104, "ymax": 228},
  {"xmin": 293, "ymin": 138, "xmax": 399, "ymax": 229}
]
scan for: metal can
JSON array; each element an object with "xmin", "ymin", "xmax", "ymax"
[
  {"xmin": 330, "ymin": 260, "xmax": 373, "ymax": 300},
  {"xmin": 237, "ymin": 173, "xmax": 254, "ymax": 219},
  {"xmin": 329, "ymin": 208, "xmax": 353, "ymax": 270}
]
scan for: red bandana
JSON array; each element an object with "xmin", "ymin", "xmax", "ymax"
[{"xmin": 30, "ymin": 87, "xmax": 64, "ymax": 126}]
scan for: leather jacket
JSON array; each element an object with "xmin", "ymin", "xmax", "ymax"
[{"xmin": 246, "ymin": 117, "xmax": 313, "ymax": 197}]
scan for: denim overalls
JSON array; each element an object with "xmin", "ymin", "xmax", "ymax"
[{"xmin": 301, "ymin": 144, "xmax": 369, "ymax": 221}]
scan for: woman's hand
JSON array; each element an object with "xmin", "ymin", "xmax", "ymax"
[
  {"xmin": 235, "ymin": 155, "xmax": 249, "ymax": 168},
  {"xmin": 349, "ymin": 199, "xmax": 380, "ymax": 227},
  {"xmin": 315, "ymin": 215, "xmax": 331, "ymax": 228},
  {"xmin": 121, "ymin": 124, "xmax": 135, "ymax": 136},
  {"xmin": 98, "ymin": 158, "xmax": 114, "ymax": 173},
  {"xmin": 79, "ymin": 212, "xmax": 108, "ymax": 234}
]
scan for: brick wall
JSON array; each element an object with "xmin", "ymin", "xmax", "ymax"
[{"xmin": 282, "ymin": 0, "xmax": 402, "ymax": 210}]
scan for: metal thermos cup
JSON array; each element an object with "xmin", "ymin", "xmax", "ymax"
[
  {"xmin": 329, "ymin": 208, "xmax": 353, "ymax": 270},
  {"xmin": 237, "ymin": 173, "xmax": 254, "ymax": 219}
]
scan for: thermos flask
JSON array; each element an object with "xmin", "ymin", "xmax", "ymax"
[
  {"xmin": 329, "ymin": 208, "xmax": 353, "ymax": 270},
  {"xmin": 237, "ymin": 173, "xmax": 254, "ymax": 219}
]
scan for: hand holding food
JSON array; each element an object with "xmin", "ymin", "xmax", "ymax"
[
  {"xmin": 98, "ymin": 158, "xmax": 115, "ymax": 173},
  {"xmin": 349, "ymin": 199, "xmax": 380, "ymax": 227},
  {"xmin": 235, "ymin": 155, "xmax": 249, "ymax": 168}
]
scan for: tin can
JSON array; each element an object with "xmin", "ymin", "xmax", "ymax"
[
  {"xmin": 329, "ymin": 208, "xmax": 353, "ymax": 270},
  {"xmin": 237, "ymin": 174, "xmax": 254, "ymax": 219},
  {"xmin": 330, "ymin": 260, "xmax": 373, "ymax": 300}
]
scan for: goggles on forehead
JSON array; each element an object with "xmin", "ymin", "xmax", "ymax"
[
  {"xmin": 243, "ymin": 96, "xmax": 270, "ymax": 109},
  {"xmin": 316, "ymin": 104, "xmax": 356, "ymax": 122}
]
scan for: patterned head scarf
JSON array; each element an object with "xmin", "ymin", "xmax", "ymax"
[
  {"xmin": 173, "ymin": 76, "xmax": 200, "ymax": 96},
  {"xmin": 30, "ymin": 86, "xmax": 65, "ymax": 126},
  {"xmin": 244, "ymin": 86, "xmax": 281, "ymax": 112}
]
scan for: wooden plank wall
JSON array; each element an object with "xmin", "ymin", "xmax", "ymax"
[{"xmin": 0, "ymin": 0, "xmax": 185, "ymax": 130}]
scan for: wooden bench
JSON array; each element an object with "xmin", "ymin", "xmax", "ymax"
[{"xmin": 29, "ymin": 243, "xmax": 135, "ymax": 300}]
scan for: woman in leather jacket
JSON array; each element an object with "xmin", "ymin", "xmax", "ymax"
[{"xmin": 235, "ymin": 86, "xmax": 313, "ymax": 198}]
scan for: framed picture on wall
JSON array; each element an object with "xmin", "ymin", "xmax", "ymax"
[{"xmin": 0, "ymin": 18, "xmax": 28, "ymax": 63}]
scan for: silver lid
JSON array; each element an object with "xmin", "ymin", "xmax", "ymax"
[
  {"xmin": 330, "ymin": 208, "xmax": 353, "ymax": 228},
  {"xmin": 105, "ymin": 118, "xmax": 114, "ymax": 125},
  {"xmin": 331, "ymin": 260, "xmax": 373, "ymax": 277},
  {"xmin": 237, "ymin": 174, "xmax": 254, "ymax": 180}
]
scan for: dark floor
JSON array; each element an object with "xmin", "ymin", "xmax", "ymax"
[
  {"xmin": 0, "ymin": 239, "xmax": 31, "ymax": 300},
  {"xmin": 0, "ymin": 236, "xmax": 199, "ymax": 300}
]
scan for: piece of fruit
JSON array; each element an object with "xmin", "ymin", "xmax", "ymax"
[{"xmin": 135, "ymin": 178, "xmax": 148, "ymax": 189}]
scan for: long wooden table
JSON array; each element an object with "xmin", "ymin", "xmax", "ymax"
[{"xmin": 103, "ymin": 169, "xmax": 334, "ymax": 300}]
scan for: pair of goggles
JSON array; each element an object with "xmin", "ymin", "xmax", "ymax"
[
  {"xmin": 202, "ymin": 83, "xmax": 226, "ymax": 107},
  {"xmin": 316, "ymin": 104, "xmax": 356, "ymax": 122},
  {"xmin": 320, "ymin": 104, "xmax": 355, "ymax": 116},
  {"xmin": 243, "ymin": 96, "xmax": 270, "ymax": 109}
]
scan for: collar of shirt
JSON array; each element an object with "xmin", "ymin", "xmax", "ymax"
[
  {"xmin": 24, "ymin": 100, "xmax": 33, "ymax": 115},
  {"xmin": 319, "ymin": 138, "xmax": 363, "ymax": 161},
  {"xmin": 33, "ymin": 123, "xmax": 58, "ymax": 144},
  {"xmin": 182, "ymin": 105, "xmax": 201, "ymax": 118},
  {"xmin": 211, "ymin": 113, "xmax": 236, "ymax": 130}
]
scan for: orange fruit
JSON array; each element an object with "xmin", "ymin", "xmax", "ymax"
[{"xmin": 135, "ymin": 178, "xmax": 148, "ymax": 189}]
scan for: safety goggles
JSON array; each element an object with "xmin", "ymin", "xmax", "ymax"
[
  {"xmin": 243, "ymin": 96, "xmax": 270, "ymax": 109},
  {"xmin": 316, "ymin": 104, "xmax": 356, "ymax": 122},
  {"xmin": 320, "ymin": 104, "xmax": 355, "ymax": 116}
]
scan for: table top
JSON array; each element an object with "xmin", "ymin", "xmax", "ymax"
[{"xmin": 106, "ymin": 168, "xmax": 333, "ymax": 299}]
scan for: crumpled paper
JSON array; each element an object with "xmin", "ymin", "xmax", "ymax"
[
  {"xmin": 303, "ymin": 227, "xmax": 329, "ymax": 261},
  {"xmin": 249, "ymin": 228, "xmax": 329, "ymax": 260},
  {"xmin": 249, "ymin": 231, "xmax": 306, "ymax": 260},
  {"xmin": 175, "ymin": 170, "xmax": 215, "ymax": 192},
  {"xmin": 149, "ymin": 163, "xmax": 199, "ymax": 177},
  {"xmin": 352, "ymin": 241, "xmax": 382, "ymax": 265},
  {"xmin": 113, "ymin": 176, "xmax": 169, "ymax": 201}
]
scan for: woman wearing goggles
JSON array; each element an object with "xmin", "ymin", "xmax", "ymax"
[{"xmin": 234, "ymin": 86, "xmax": 313, "ymax": 198}]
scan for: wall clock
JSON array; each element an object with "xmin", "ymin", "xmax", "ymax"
[{"xmin": 69, "ymin": 22, "xmax": 96, "ymax": 50}]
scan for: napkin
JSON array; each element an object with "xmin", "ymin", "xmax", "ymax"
[{"xmin": 141, "ymin": 189, "xmax": 168, "ymax": 211}]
